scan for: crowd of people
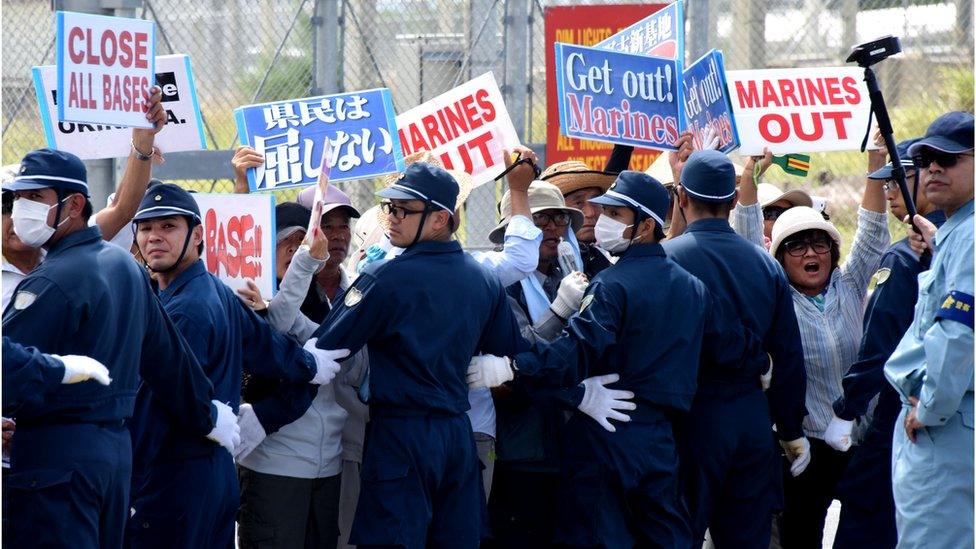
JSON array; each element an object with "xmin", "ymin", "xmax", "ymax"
[{"xmin": 1, "ymin": 82, "xmax": 973, "ymax": 549}]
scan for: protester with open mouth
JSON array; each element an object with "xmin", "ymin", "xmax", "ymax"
[{"xmin": 768, "ymin": 159, "xmax": 889, "ymax": 547}]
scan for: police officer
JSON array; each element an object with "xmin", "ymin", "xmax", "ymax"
[
  {"xmin": 827, "ymin": 138, "xmax": 944, "ymax": 548},
  {"xmin": 126, "ymin": 183, "xmax": 345, "ymax": 548},
  {"xmin": 310, "ymin": 162, "xmax": 526, "ymax": 548},
  {"xmin": 885, "ymin": 111, "xmax": 974, "ymax": 548},
  {"xmin": 1, "ymin": 148, "xmax": 239, "ymax": 548},
  {"xmin": 2, "ymin": 337, "xmax": 111, "ymax": 413},
  {"xmin": 473, "ymin": 171, "xmax": 711, "ymax": 547},
  {"xmin": 662, "ymin": 150, "xmax": 808, "ymax": 548}
]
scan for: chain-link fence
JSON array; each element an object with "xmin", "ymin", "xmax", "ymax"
[{"xmin": 3, "ymin": 0, "xmax": 973, "ymax": 252}]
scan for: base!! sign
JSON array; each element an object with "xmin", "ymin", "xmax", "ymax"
[
  {"xmin": 395, "ymin": 72, "xmax": 519, "ymax": 187},
  {"xmin": 726, "ymin": 67, "xmax": 870, "ymax": 155},
  {"xmin": 555, "ymin": 43, "xmax": 683, "ymax": 151},
  {"xmin": 34, "ymin": 54, "xmax": 206, "ymax": 160},
  {"xmin": 193, "ymin": 193, "xmax": 275, "ymax": 297},
  {"xmin": 682, "ymin": 50, "xmax": 739, "ymax": 154},
  {"xmin": 56, "ymin": 11, "xmax": 156, "ymax": 128}
]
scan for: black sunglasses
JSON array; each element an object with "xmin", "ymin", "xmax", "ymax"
[
  {"xmin": 532, "ymin": 211, "xmax": 571, "ymax": 227},
  {"xmin": 914, "ymin": 150, "xmax": 974, "ymax": 169},
  {"xmin": 380, "ymin": 201, "xmax": 425, "ymax": 220},
  {"xmin": 763, "ymin": 206, "xmax": 788, "ymax": 221},
  {"xmin": 783, "ymin": 237, "xmax": 831, "ymax": 257}
]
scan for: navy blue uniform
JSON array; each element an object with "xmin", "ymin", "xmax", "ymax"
[
  {"xmin": 2, "ymin": 337, "xmax": 66, "ymax": 413},
  {"xmin": 313, "ymin": 240, "xmax": 525, "ymax": 548},
  {"xmin": 830, "ymin": 210, "xmax": 945, "ymax": 549},
  {"xmin": 663, "ymin": 218, "xmax": 807, "ymax": 548},
  {"xmin": 513, "ymin": 243, "xmax": 709, "ymax": 548},
  {"xmin": 2, "ymin": 226, "xmax": 217, "ymax": 549},
  {"xmin": 125, "ymin": 260, "xmax": 316, "ymax": 549}
]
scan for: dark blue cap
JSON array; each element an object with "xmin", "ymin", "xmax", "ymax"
[
  {"xmin": 680, "ymin": 150, "xmax": 736, "ymax": 203},
  {"xmin": 868, "ymin": 138, "xmax": 921, "ymax": 180},
  {"xmin": 908, "ymin": 111, "xmax": 974, "ymax": 156},
  {"xmin": 276, "ymin": 202, "xmax": 311, "ymax": 233},
  {"xmin": 589, "ymin": 170, "xmax": 670, "ymax": 226},
  {"xmin": 376, "ymin": 162, "xmax": 459, "ymax": 213},
  {"xmin": 132, "ymin": 183, "xmax": 201, "ymax": 224},
  {"xmin": 3, "ymin": 148, "xmax": 89, "ymax": 196}
]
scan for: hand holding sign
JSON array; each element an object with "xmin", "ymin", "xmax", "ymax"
[
  {"xmin": 668, "ymin": 130, "xmax": 694, "ymax": 183},
  {"xmin": 131, "ymin": 85, "xmax": 166, "ymax": 164},
  {"xmin": 232, "ymin": 146, "xmax": 265, "ymax": 193}
]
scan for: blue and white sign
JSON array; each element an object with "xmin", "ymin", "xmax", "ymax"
[
  {"xmin": 595, "ymin": 0, "xmax": 684, "ymax": 62},
  {"xmin": 234, "ymin": 88, "xmax": 404, "ymax": 191},
  {"xmin": 554, "ymin": 42, "xmax": 683, "ymax": 151},
  {"xmin": 683, "ymin": 49, "xmax": 739, "ymax": 153}
]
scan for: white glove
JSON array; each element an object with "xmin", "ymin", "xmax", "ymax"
[
  {"xmin": 233, "ymin": 403, "xmax": 267, "ymax": 461},
  {"xmin": 303, "ymin": 338, "xmax": 350, "ymax": 385},
  {"xmin": 780, "ymin": 437, "xmax": 811, "ymax": 477},
  {"xmin": 701, "ymin": 124, "xmax": 721, "ymax": 150},
  {"xmin": 577, "ymin": 373, "xmax": 636, "ymax": 432},
  {"xmin": 53, "ymin": 354, "xmax": 112, "ymax": 386},
  {"xmin": 206, "ymin": 400, "xmax": 241, "ymax": 454},
  {"xmin": 550, "ymin": 271, "xmax": 588, "ymax": 319},
  {"xmin": 466, "ymin": 355, "xmax": 514, "ymax": 389},
  {"xmin": 824, "ymin": 416, "xmax": 854, "ymax": 452}
]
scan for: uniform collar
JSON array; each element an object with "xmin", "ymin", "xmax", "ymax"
[
  {"xmin": 158, "ymin": 260, "xmax": 208, "ymax": 303},
  {"xmin": 619, "ymin": 242, "xmax": 666, "ymax": 260},
  {"xmin": 684, "ymin": 218, "xmax": 734, "ymax": 234},
  {"xmin": 925, "ymin": 209, "xmax": 947, "ymax": 227},
  {"xmin": 936, "ymin": 200, "xmax": 973, "ymax": 247},
  {"xmin": 399, "ymin": 239, "xmax": 462, "ymax": 257},
  {"xmin": 46, "ymin": 225, "xmax": 102, "ymax": 256}
]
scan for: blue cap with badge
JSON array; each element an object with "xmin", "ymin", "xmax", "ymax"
[
  {"xmin": 908, "ymin": 111, "xmax": 975, "ymax": 156},
  {"xmin": 868, "ymin": 138, "xmax": 920, "ymax": 180},
  {"xmin": 376, "ymin": 162, "xmax": 459, "ymax": 214},
  {"xmin": 3, "ymin": 148, "xmax": 89, "ymax": 196},
  {"xmin": 590, "ymin": 170, "xmax": 670, "ymax": 226},
  {"xmin": 680, "ymin": 150, "xmax": 737, "ymax": 203},
  {"xmin": 132, "ymin": 183, "xmax": 202, "ymax": 224}
]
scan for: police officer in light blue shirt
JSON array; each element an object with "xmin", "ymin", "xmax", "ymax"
[
  {"xmin": 1, "ymin": 149, "xmax": 238, "ymax": 549},
  {"xmin": 884, "ymin": 111, "xmax": 975, "ymax": 549}
]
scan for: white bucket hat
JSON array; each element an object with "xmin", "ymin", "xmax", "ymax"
[
  {"xmin": 758, "ymin": 183, "xmax": 813, "ymax": 209},
  {"xmin": 770, "ymin": 206, "xmax": 841, "ymax": 256}
]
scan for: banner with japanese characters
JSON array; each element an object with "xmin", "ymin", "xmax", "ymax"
[
  {"xmin": 726, "ymin": 67, "xmax": 871, "ymax": 155},
  {"xmin": 682, "ymin": 50, "xmax": 739, "ymax": 154},
  {"xmin": 56, "ymin": 11, "xmax": 155, "ymax": 128},
  {"xmin": 234, "ymin": 88, "xmax": 404, "ymax": 191},
  {"xmin": 33, "ymin": 54, "xmax": 206, "ymax": 160},
  {"xmin": 193, "ymin": 193, "xmax": 276, "ymax": 297},
  {"xmin": 554, "ymin": 43, "xmax": 683, "ymax": 151},
  {"xmin": 595, "ymin": 0, "xmax": 684, "ymax": 61},
  {"xmin": 395, "ymin": 72, "xmax": 519, "ymax": 187}
]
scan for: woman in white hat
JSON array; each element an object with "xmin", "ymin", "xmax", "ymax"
[{"xmin": 767, "ymin": 167, "xmax": 889, "ymax": 547}]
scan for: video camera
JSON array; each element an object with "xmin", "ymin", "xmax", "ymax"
[{"xmin": 846, "ymin": 35, "xmax": 902, "ymax": 68}]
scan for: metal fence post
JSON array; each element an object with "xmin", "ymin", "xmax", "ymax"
[{"xmin": 312, "ymin": 0, "xmax": 340, "ymax": 96}]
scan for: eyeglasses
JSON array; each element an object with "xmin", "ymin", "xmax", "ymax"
[
  {"xmin": 380, "ymin": 201, "xmax": 425, "ymax": 220},
  {"xmin": 783, "ymin": 238, "xmax": 831, "ymax": 257},
  {"xmin": 914, "ymin": 151, "xmax": 974, "ymax": 170},
  {"xmin": 763, "ymin": 206, "xmax": 788, "ymax": 221},
  {"xmin": 532, "ymin": 211, "xmax": 571, "ymax": 227}
]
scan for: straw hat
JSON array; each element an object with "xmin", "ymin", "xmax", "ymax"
[
  {"xmin": 488, "ymin": 181, "xmax": 583, "ymax": 244},
  {"xmin": 539, "ymin": 160, "xmax": 616, "ymax": 197}
]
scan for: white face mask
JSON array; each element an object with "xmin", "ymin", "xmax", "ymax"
[
  {"xmin": 11, "ymin": 197, "xmax": 67, "ymax": 248},
  {"xmin": 594, "ymin": 214, "xmax": 634, "ymax": 254}
]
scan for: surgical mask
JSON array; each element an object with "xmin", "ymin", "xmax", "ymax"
[
  {"xmin": 594, "ymin": 214, "xmax": 634, "ymax": 254},
  {"xmin": 11, "ymin": 197, "xmax": 67, "ymax": 248}
]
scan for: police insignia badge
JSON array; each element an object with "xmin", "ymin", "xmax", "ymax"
[
  {"xmin": 13, "ymin": 291, "xmax": 36, "ymax": 310},
  {"xmin": 874, "ymin": 267, "xmax": 891, "ymax": 285},
  {"xmin": 344, "ymin": 287, "xmax": 363, "ymax": 307},
  {"xmin": 579, "ymin": 294, "xmax": 594, "ymax": 313}
]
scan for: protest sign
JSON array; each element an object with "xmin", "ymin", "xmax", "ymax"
[
  {"xmin": 395, "ymin": 72, "xmax": 519, "ymax": 187},
  {"xmin": 56, "ymin": 11, "xmax": 155, "ymax": 128},
  {"xmin": 193, "ymin": 193, "xmax": 275, "ymax": 297},
  {"xmin": 726, "ymin": 67, "xmax": 871, "ymax": 155},
  {"xmin": 33, "ymin": 54, "xmax": 206, "ymax": 160},
  {"xmin": 595, "ymin": 0, "xmax": 684, "ymax": 61},
  {"xmin": 554, "ymin": 43, "xmax": 683, "ymax": 151},
  {"xmin": 235, "ymin": 88, "xmax": 404, "ymax": 191},
  {"xmin": 544, "ymin": 4, "xmax": 665, "ymax": 169},
  {"xmin": 682, "ymin": 49, "xmax": 739, "ymax": 154}
]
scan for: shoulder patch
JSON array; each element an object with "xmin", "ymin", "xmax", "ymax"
[
  {"xmin": 874, "ymin": 267, "xmax": 891, "ymax": 285},
  {"xmin": 343, "ymin": 286, "xmax": 363, "ymax": 307},
  {"xmin": 935, "ymin": 291, "xmax": 974, "ymax": 329},
  {"xmin": 13, "ymin": 291, "xmax": 36, "ymax": 310},
  {"xmin": 579, "ymin": 294, "xmax": 595, "ymax": 313}
]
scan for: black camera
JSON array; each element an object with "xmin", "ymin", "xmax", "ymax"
[{"xmin": 846, "ymin": 35, "xmax": 902, "ymax": 67}]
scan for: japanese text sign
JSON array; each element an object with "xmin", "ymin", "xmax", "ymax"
[
  {"xmin": 193, "ymin": 193, "xmax": 276, "ymax": 297},
  {"xmin": 34, "ymin": 54, "xmax": 206, "ymax": 159},
  {"xmin": 396, "ymin": 72, "xmax": 519, "ymax": 187},
  {"xmin": 554, "ymin": 43, "xmax": 683, "ymax": 151},
  {"xmin": 56, "ymin": 11, "xmax": 156, "ymax": 128},
  {"xmin": 235, "ymin": 88, "xmax": 404, "ymax": 191},
  {"xmin": 595, "ymin": 0, "xmax": 684, "ymax": 61},
  {"xmin": 683, "ymin": 50, "xmax": 739, "ymax": 153},
  {"xmin": 726, "ymin": 67, "xmax": 871, "ymax": 155}
]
